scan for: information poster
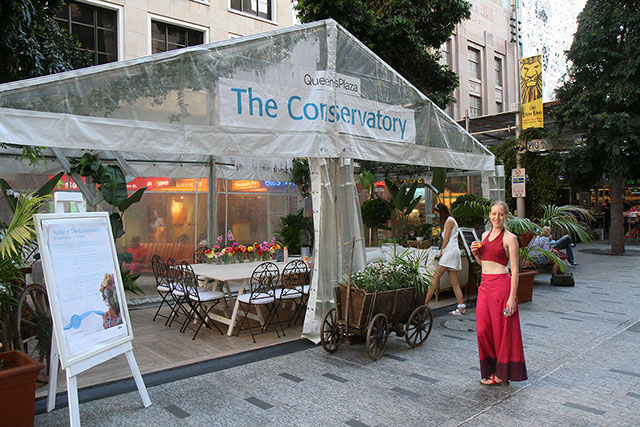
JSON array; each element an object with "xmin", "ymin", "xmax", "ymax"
[{"xmin": 36, "ymin": 213, "xmax": 132, "ymax": 367}]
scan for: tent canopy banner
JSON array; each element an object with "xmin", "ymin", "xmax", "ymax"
[
  {"xmin": 219, "ymin": 77, "xmax": 417, "ymax": 143},
  {"xmin": 0, "ymin": 19, "xmax": 494, "ymax": 172}
]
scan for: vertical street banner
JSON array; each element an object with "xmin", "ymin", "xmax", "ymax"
[
  {"xmin": 520, "ymin": 55, "xmax": 543, "ymax": 130},
  {"xmin": 512, "ymin": 168, "xmax": 526, "ymax": 198}
]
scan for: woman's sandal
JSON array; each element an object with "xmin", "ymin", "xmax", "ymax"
[
  {"xmin": 480, "ymin": 374, "xmax": 509, "ymax": 386},
  {"xmin": 449, "ymin": 304, "xmax": 467, "ymax": 316}
]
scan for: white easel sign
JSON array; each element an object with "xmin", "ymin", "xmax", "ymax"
[
  {"xmin": 35, "ymin": 211, "xmax": 150, "ymax": 426},
  {"xmin": 37, "ymin": 214, "xmax": 131, "ymax": 366}
]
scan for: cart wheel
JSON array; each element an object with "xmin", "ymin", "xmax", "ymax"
[
  {"xmin": 14, "ymin": 284, "xmax": 51, "ymax": 378},
  {"xmin": 405, "ymin": 305, "xmax": 433, "ymax": 348},
  {"xmin": 366, "ymin": 313, "xmax": 389, "ymax": 360},
  {"xmin": 321, "ymin": 308, "xmax": 342, "ymax": 353}
]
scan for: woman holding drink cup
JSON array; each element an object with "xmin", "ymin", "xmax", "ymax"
[{"xmin": 470, "ymin": 201, "xmax": 527, "ymax": 385}]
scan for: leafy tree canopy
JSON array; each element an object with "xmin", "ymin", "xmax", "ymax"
[
  {"xmin": 0, "ymin": 0, "xmax": 91, "ymax": 84},
  {"xmin": 554, "ymin": 0, "xmax": 640, "ymax": 182},
  {"xmin": 294, "ymin": 0, "xmax": 471, "ymax": 108}
]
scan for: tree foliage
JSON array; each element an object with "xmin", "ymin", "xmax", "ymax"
[
  {"xmin": 554, "ymin": 0, "xmax": 640, "ymax": 253},
  {"xmin": 554, "ymin": 0, "xmax": 640, "ymax": 181},
  {"xmin": 0, "ymin": 1, "xmax": 92, "ymax": 84},
  {"xmin": 293, "ymin": 0, "xmax": 471, "ymax": 108}
]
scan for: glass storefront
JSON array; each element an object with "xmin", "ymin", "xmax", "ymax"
[{"xmin": 0, "ymin": 173, "xmax": 301, "ymax": 259}]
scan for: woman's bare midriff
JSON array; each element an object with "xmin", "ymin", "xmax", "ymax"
[{"xmin": 481, "ymin": 260, "xmax": 509, "ymax": 274}]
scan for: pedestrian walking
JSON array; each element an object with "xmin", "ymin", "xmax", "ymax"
[
  {"xmin": 470, "ymin": 201, "xmax": 527, "ymax": 385},
  {"xmin": 424, "ymin": 203, "xmax": 466, "ymax": 315}
]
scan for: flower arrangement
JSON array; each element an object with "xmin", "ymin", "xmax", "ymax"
[{"xmin": 204, "ymin": 231, "xmax": 282, "ymax": 264}]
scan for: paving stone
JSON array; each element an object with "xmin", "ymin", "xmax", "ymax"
[{"xmin": 35, "ymin": 242, "xmax": 640, "ymax": 426}]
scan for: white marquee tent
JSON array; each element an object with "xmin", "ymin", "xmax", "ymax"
[{"xmin": 0, "ymin": 19, "xmax": 498, "ymax": 342}]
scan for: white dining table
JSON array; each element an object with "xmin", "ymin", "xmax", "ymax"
[{"xmin": 191, "ymin": 259, "xmax": 300, "ymax": 336}]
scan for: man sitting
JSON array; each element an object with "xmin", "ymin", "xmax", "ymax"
[{"xmin": 527, "ymin": 227, "xmax": 578, "ymax": 272}]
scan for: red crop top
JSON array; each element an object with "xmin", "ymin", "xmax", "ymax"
[{"xmin": 478, "ymin": 228, "xmax": 509, "ymax": 266}]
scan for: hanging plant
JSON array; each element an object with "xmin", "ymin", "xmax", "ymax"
[{"xmin": 290, "ymin": 158, "xmax": 311, "ymax": 199}]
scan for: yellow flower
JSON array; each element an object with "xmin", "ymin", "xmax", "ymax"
[
  {"xmin": 206, "ymin": 251, "xmax": 214, "ymax": 258},
  {"xmin": 247, "ymin": 246, "xmax": 254, "ymax": 252}
]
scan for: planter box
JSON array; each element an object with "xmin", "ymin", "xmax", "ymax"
[
  {"xmin": 517, "ymin": 270, "xmax": 537, "ymax": 303},
  {"xmin": 335, "ymin": 285, "xmax": 419, "ymax": 332},
  {"xmin": 0, "ymin": 351, "xmax": 44, "ymax": 427}
]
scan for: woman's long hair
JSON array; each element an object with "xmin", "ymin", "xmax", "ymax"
[{"xmin": 434, "ymin": 203, "xmax": 451, "ymax": 228}]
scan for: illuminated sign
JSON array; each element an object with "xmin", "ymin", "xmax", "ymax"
[
  {"xmin": 231, "ymin": 180, "xmax": 266, "ymax": 192},
  {"xmin": 375, "ymin": 181, "xmax": 385, "ymax": 188}
]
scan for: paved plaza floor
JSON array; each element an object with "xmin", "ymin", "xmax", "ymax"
[{"xmin": 35, "ymin": 242, "xmax": 640, "ymax": 426}]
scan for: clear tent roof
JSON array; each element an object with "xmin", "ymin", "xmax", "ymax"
[{"xmin": 0, "ymin": 19, "xmax": 494, "ymax": 172}]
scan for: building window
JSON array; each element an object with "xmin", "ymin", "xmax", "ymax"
[
  {"xmin": 151, "ymin": 21, "xmax": 204, "ymax": 53},
  {"xmin": 442, "ymin": 39, "xmax": 452, "ymax": 68},
  {"xmin": 496, "ymin": 101, "xmax": 504, "ymax": 113},
  {"xmin": 230, "ymin": 0, "xmax": 272, "ymax": 20},
  {"xmin": 495, "ymin": 57, "xmax": 503, "ymax": 87},
  {"xmin": 55, "ymin": 1, "xmax": 118, "ymax": 65},
  {"xmin": 468, "ymin": 47, "xmax": 481, "ymax": 80},
  {"xmin": 470, "ymin": 95, "xmax": 482, "ymax": 118}
]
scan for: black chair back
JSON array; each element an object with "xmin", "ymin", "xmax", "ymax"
[
  {"xmin": 180, "ymin": 261, "xmax": 200, "ymax": 300},
  {"xmin": 281, "ymin": 260, "xmax": 308, "ymax": 296},
  {"xmin": 193, "ymin": 246, "xmax": 211, "ymax": 263},
  {"xmin": 151, "ymin": 254, "xmax": 165, "ymax": 286},
  {"xmin": 165, "ymin": 257, "xmax": 182, "ymax": 292},
  {"xmin": 249, "ymin": 262, "xmax": 279, "ymax": 301}
]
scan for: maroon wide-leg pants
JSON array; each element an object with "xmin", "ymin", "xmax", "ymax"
[{"xmin": 476, "ymin": 273, "xmax": 527, "ymax": 381}]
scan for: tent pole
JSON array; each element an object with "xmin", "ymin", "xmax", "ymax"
[{"xmin": 208, "ymin": 156, "xmax": 217, "ymax": 246}]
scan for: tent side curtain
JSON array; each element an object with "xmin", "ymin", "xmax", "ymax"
[{"xmin": 0, "ymin": 19, "xmax": 494, "ymax": 171}]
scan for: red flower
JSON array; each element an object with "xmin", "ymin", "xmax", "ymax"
[{"xmin": 257, "ymin": 250, "xmax": 263, "ymax": 256}]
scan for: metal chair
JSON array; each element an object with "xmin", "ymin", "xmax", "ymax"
[
  {"xmin": 277, "ymin": 260, "xmax": 308, "ymax": 326},
  {"xmin": 151, "ymin": 255, "xmax": 174, "ymax": 322},
  {"xmin": 236, "ymin": 262, "xmax": 284, "ymax": 343},
  {"xmin": 166, "ymin": 257, "xmax": 190, "ymax": 328},
  {"xmin": 179, "ymin": 261, "xmax": 225, "ymax": 339},
  {"xmin": 193, "ymin": 245, "xmax": 215, "ymax": 289},
  {"xmin": 193, "ymin": 246, "xmax": 211, "ymax": 263}
]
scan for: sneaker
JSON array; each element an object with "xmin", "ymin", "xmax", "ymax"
[{"xmin": 568, "ymin": 262, "xmax": 579, "ymax": 267}]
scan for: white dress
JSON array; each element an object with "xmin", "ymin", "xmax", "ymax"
[{"xmin": 438, "ymin": 217, "xmax": 462, "ymax": 270}]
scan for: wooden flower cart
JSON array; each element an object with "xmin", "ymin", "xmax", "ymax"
[{"xmin": 320, "ymin": 285, "xmax": 433, "ymax": 360}]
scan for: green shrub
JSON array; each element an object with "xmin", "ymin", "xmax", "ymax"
[
  {"xmin": 361, "ymin": 198, "xmax": 391, "ymax": 229},
  {"xmin": 342, "ymin": 249, "xmax": 432, "ymax": 295}
]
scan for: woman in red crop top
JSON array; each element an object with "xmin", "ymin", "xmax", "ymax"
[{"xmin": 470, "ymin": 201, "xmax": 527, "ymax": 385}]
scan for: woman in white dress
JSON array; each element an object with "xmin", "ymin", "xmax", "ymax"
[{"xmin": 424, "ymin": 203, "xmax": 466, "ymax": 315}]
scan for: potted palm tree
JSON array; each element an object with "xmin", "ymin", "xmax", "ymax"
[
  {"xmin": 0, "ymin": 191, "xmax": 50, "ymax": 426},
  {"xmin": 507, "ymin": 205, "xmax": 594, "ymax": 302}
]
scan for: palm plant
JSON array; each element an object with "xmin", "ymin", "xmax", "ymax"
[
  {"xmin": 384, "ymin": 178, "xmax": 422, "ymax": 238},
  {"xmin": 0, "ymin": 192, "xmax": 49, "ymax": 351},
  {"xmin": 0, "ymin": 192, "xmax": 49, "ymax": 258},
  {"xmin": 506, "ymin": 204, "xmax": 594, "ymax": 271},
  {"xmin": 450, "ymin": 199, "xmax": 492, "ymax": 229}
]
